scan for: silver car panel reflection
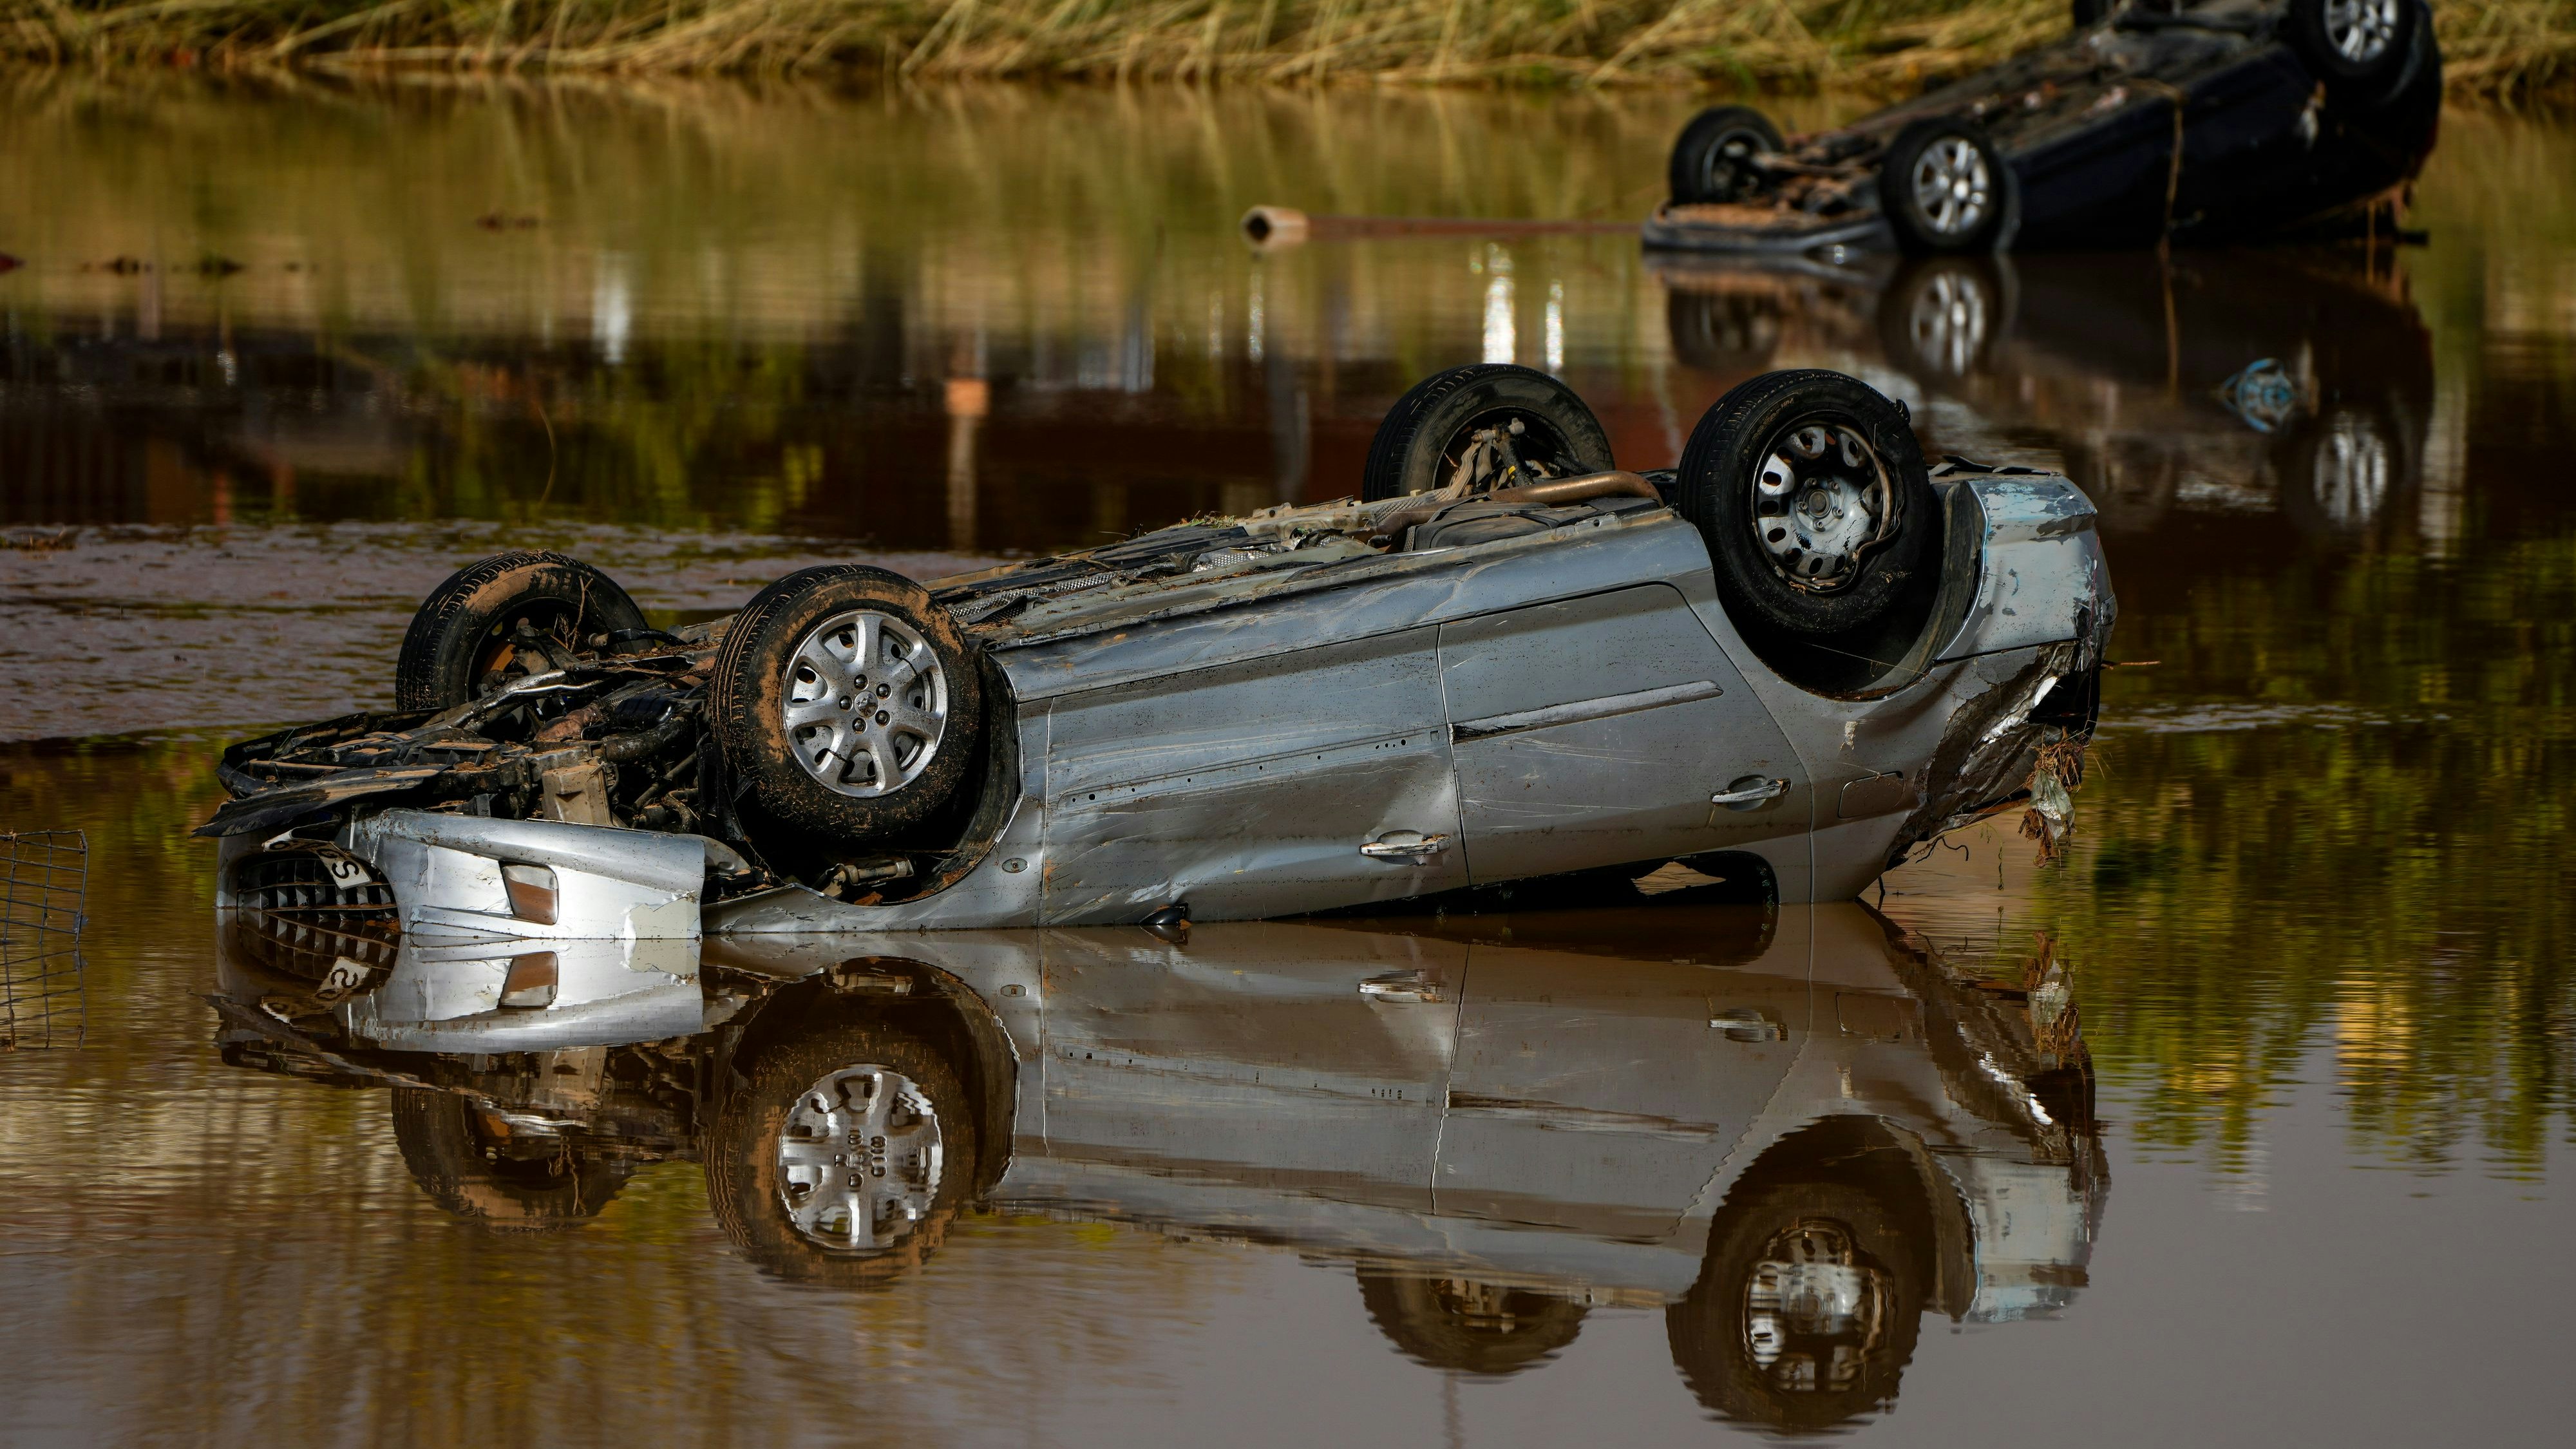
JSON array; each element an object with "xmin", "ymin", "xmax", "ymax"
[{"xmin": 706, "ymin": 903, "xmax": 2100, "ymax": 1316}]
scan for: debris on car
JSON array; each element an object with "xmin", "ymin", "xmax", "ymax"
[
  {"xmin": 1645, "ymin": 0, "xmax": 2441, "ymax": 257},
  {"xmin": 201, "ymin": 362, "xmax": 2114, "ymax": 951}
]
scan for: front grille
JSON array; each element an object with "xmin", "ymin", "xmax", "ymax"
[{"xmin": 228, "ymin": 849, "xmax": 402, "ymax": 987}]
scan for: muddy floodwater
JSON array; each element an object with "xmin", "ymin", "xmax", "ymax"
[{"xmin": 4, "ymin": 74, "xmax": 2575, "ymax": 1447}]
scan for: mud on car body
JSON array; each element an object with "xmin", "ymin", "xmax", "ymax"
[
  {"xmin": 202, "ymin": 363, "xmax": 2113, "ymax": 1010},
  {"xmin": 1646, "ymin": 0, "xmax": 2440, "ymax": 258}
]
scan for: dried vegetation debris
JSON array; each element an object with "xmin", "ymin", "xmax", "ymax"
[{"xmin": 0, "ymin": 1, "xmax": 2565, "ymax": 97}]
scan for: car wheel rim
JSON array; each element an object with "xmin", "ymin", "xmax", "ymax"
[
  {"xmin": 1701, "ymin": 128, "xmax": 1766, "ymax": 198},
  {"xmin": 471, "ymin": 604, "xmax": 576, "ymax": 696},
  {"xmin": 1904, "ymin": 270, "xmax": 1990, "ymax": 377},
  {"xmin": 1741, "ymin": 1219, "xmax": 1889, "ymax": 1390},
  {"xmin": 2324, "ymin": 0, "xmax": 2398, "ymax": 63},
  {"xmin": 775, "ymin": 1063, "xmax": 945, "ymax": 1251},
  {"xmin": 782, "ymin": 609, "xmax": 949, "ymax": 798},
  {"xmin": 1751, "ymin": 421, "xmax": 1896, "ymax": 592},
  {"xmin": 1433, "ymin": 408, "xmax": 1580, "ymax": 494},
  {"xmin": 1910, "ymin": 137, "xmax": 1990, "ymax": 238}
]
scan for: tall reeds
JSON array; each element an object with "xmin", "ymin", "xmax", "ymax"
[{"xmin": 3, "ymin": 0, "xmax": 2570, "ymax": 97}]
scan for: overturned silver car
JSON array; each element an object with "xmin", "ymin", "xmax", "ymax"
[{"xmin": 205, "ymin": 364, "xmax": 2111, "ymax": 1010}]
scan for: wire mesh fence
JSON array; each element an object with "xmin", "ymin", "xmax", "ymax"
[{"xmin": 1, "ymin": 829, "xmax": 88, "ymax": 1049}]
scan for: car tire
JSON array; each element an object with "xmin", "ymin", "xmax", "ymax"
[
  {"xmin": 1666, "ymin": 1176, "xmax": 1927, "ymax": 1431},
  {"xmin": 1361, "ymin": 364, "xmax": 1615, "ymax": 502},
  {"xmin": 1669, "ymin": 106, "xmax": 1786, "ymax": 205},
  {"xmin": 2284, "ymin": 0, "xmax": 2424, "ymax": 103},
  {"xmin": 389, "ymin": 1088, "xmax": 633, "ymax": 1229},
  {"xmin": 710, "ymin": 565, "xmax": 985, "ymax": 844},
  {"xmin": 393, "ymin": 551, "xmax": 649, "ymax": 711},
  {"xmin": 1877, "ymin": 255, "xmax": 2018, "ymax": 384},
  {"xmin": 1878, "ymin": 118, "xmax": 2018, "ymax": 256},
  {"xmin": 1676, "ymin": 369, "xmax": 1940, "ymax": 641},
  {"xmin": 1357, "ymin": 1270, "xmax": 1589, "ymax": 1376},
  {"xmin": 706, "ymin": 1019, "xmax": 976, "ymax": 1287}
]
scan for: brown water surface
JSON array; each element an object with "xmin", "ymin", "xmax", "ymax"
[{"xmin": 3, "ymin": 75, "xmax": 2573, "ymax": 1448}]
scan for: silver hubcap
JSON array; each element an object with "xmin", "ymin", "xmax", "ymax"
[
  {"xmin": 775, "ymin": 1063, "xmax": 945, "ymax": 1251},
  {"xmin": 1752, "ymin": 422, "xmax": 1896, "ymax": 591},
  {"xmin": 1910, "ymin": 137, "xmax": 1991, "ymax": 238},
  {"xmin": 1904, "ymin": 270, "xmax": 1991, "ymax": 376},
  {"xmin": 783, "ymin": 610, "xmax": 948, "ymax": 798},
  {"xmin": 2312, "ymin": 411, "xmax": 2392, "ymax": 527},
  {"xmin": 2325, "ymin": 0, "xmax": 2398, "ymax": 63},
  {"xmin": 1743, "ymin": 1220, "xmax": 1889, "ymax": 1391}
]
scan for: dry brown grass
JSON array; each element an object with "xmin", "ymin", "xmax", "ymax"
[{"xmin": 2, "ymin": 0, "xmax": 2569, "ymax": 98}]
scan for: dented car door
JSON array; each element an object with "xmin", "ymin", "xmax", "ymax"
[
  {"xmin": 1438, "ymin": 584, "xmax": 1810, "ymax": 884},
  {"xmin": 1039, "ymin": 627, "xmax": 1468, "ymax": 923}
]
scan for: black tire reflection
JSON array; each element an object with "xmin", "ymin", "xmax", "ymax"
[
  {"xmin": 390, "ymin": 1088, "xmax": 634, "ymax": 1230},
  {"xmin": 1667, "ymin": 1126, "xmax": 1930, "ymax": 1431},
  {"xmin": 1878, "ymin": 255, "xmax": 2017, "ymax": 384},
  {"xmin": 1665, "ymin": 287, "xmax": 1783, "ymax": 375},
  {"xmin": 1357, "ymin": 1270, "xmax": 1589, "ymax": 1376},
  {"xmin": 2277, "ymin": 399, "xmax": 2415, "ymax": 540}
]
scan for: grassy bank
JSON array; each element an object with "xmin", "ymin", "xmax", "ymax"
[{"xmin": 3, "ymin": 0, "xmax": 2570, "ymax": 98}]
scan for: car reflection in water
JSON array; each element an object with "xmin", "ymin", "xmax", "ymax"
[
  {"xmin": 1660, "ymin": 245, "xmax": 2434, "ymax": 549},
  {"xmin": 212, "ymin": 889, "xmax": 2101, "ymax": 1434}
]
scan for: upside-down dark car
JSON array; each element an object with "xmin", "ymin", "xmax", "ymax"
[{"xmin": 1645, "ymin": 0, "xmax": 2441, "ymax": 257}]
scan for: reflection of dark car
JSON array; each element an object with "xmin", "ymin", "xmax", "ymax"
[
  {"xmin": 1893, "ymin": 249, "xmax": 2435, "ymax": 543},
  {"xmin": 1645, "ymin": 0, "xmax": 2441, "ymax": 257},
  {"xmin": 211, "ymin": 899, "xmax": 2103, "ymax": 1432},
  {"xmin": 200, "ymin": 365, "xmax": 2114, "ymax": 951},
  {"xmin": 1657, "ymin": 246, "xmax": 2436, "ymax": 544}
]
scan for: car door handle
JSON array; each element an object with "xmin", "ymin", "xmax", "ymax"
[
  {"xmin": 1710, "ymin": 777, "xmax": 1790, "ymax": 809},
  {"xmin": 1360, "ymin": 830, "xmax": 1450, "ymax": 861}
]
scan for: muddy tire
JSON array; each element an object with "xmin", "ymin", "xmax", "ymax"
[
  {"xmin": 2286, "ymin": 0, "xmax": 2423, "ymax": 104},
  {"xmin": 394, "ymin": 551, "xmax": 648, "ymax": 712},
  {"xmin": 390, "ymin": 1088, "xmax": 632, "ymax": 1229},
  {"xmin": 1667, "ymin": 1175, "xmax": 1926, "ymax": 1431},
  {"xmin": 710, "ymin": 565, "xmax": 985, "ymax": 844},
  {"xmin": 1361, "ymin": 364, "xmax": 1613, "ymax": 503},
  {"xmin": 706, "ymin": 1018, "xmax": 976, "ymax": 1287},
  {"xmin": 1676, "ymin": 369, "xmax": 1938, "ymax": 641},
  {"xmin": 1669, "ymin": 106, "xmax": 1785, "ymax": 205},
  {"xmin": 1879, "ymin": 118, "xmax": 2016, "ymax": 256},
  {"xmin": 1357, "ymin": 1270, "xmax": 1589, "ymax": 1376}
]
